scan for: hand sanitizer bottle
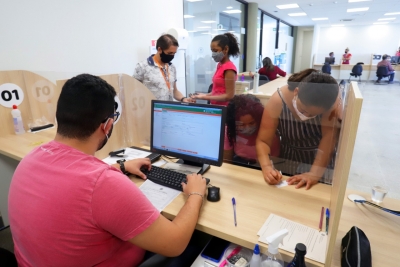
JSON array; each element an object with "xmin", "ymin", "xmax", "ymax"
[
  {"xmin": 11, "ymin": 105, "xmax": 25, "ymax": 134},
  {"xmin": 250, "ymin": 244, "xmax": 261, "ymax": 267},
  {"xmin": 262, "ymin": 229, "xmax": 288, "ymax": 267}
]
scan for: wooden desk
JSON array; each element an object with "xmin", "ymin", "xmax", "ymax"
[{"xmin": 244, "ymin": 76, "xmax": 289, "ymax": 106}]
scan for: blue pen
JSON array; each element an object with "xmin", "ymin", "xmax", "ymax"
[
  {"xmin": 232, "ymin": 198, "xmax": 237, "ymax": 227},
  {"xmin": 326, "ymin": 208, "xmax": 330, "ymax": 235}
]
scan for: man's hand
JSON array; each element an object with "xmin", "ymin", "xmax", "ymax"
[
  {"xmin": 182, "ymin": 173, "xmax": 207, "ymax": 197},
  {"xmin": 124, "ymin": 158, "xmax": 151, "ymax": 179}
]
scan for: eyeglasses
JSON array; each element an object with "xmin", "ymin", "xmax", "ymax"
[{"xmin": 102, "ymin": 102, "xmax": 120, "ymax": 124}]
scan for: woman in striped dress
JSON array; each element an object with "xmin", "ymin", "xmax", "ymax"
[{"xmin": 256, "ymin": 69, "xmax": 340, "ymax": 190}]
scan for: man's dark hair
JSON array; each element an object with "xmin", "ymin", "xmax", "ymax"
[
  {"xmin": 298, "ymin": 72, "xmax": 339, "ymax": 110},
  {"xmin": 56, "ymin": 74, "xmax": 116, "ymax": 140},
  {"xmin": 329, "ymin": 52, "xmax": 334, "ymax": 56},
  {"xmin": 382, "ymin": 54, "xmax": 388, "ymax": 60},
  {"xmin": 156, "ymin": 34, "xmax": 179, "ymax": 50}
]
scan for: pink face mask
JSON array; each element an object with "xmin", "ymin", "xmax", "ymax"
[{"xmin": 292, "ymin": 95, "xmax": 316, "ymax": 121}]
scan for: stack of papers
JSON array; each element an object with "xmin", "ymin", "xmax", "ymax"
[
  {"xmin": 258, "ymin": 214, "xmax": 327, "ymax": 263},
  {"xmin": 102, "ymin": 147, "xmax": 151, "ymax": 165}
]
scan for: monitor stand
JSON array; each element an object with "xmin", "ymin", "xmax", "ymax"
[{"xmin": 176, "ymin": 159, "xmax": 210, "ymax": 175}]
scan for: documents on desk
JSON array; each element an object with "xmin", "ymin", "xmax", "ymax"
[
  {"xmin": 139, "ymin": 180, "xmax": 181, "ymax": 212},
  {"xmin": 102, "ymin": 147, "xmax": 151, "ymax": 164},
  {"xmin": 258, "ymin": 214, "xmax": 327, "ymax": 263}
]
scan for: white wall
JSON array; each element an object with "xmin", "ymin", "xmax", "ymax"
[
  {"xmin": 0, "ymin": 0, "xmax": 183, "ymax": 78},
  {"xmin": 294, "ymin": 27, "xmax": 314, "ymax": 73},
  {"xmin": 315, "ymin": 24, "xmax": 400, "ymax": 65}
]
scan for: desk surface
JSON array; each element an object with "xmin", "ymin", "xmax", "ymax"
[
  {"xmin": 1, "ymin": 129, "xmax": 399, "ymax": 266},
  {"xmin": 247, "ymin": 76, "xmax": 289, "ymax": 100}
]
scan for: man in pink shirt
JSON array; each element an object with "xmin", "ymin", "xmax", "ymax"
[
  {"xmin": 8, "ymin": 74, "xmax": 207, "ymax": 267},
  {"xmin": 377, "ymin": 54, "xmax": 395, "ymax": 84}
]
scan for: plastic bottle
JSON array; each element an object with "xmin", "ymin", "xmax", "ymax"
[
  {"xmin": 286, "ymin": 243, "xmax": 307, "ymax": 267},
  {"xmin": 241, "ymin": 73, "xmax": 245, "ymax": 82},
  {"xmin": 253, "ymin": 72, "xmax": 259, "ymax": 93},
  {"xmin": 11, "ymin": 105, "xmax": 25, "ymax": 134},
  {"xmin": 261, "ymin": 229, "xmax": 288, "ymax": 267},
  {"xmin": 250, "ymin": 244, "xmax": 261, "ymax": 267}
]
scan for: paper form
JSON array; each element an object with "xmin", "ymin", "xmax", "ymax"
[
  {"xmin": 102, "ymin": 147, "xmax": 151, "ymax": 165},
  {"xmin": 258, "ymin": 214, "xmax": 327, "ymax": 263},
  {"xmin": 275, "ymin": 180, "xmax": 288, "ymax": 188},
  {"xmin": 139, "ymin": 180, "xmax": 181, "ymax": 212}
]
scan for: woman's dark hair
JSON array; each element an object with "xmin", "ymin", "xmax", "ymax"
[
  {"xmin": 56, "ymin": 74, "xmax": 116, "ymax": 140},
  {"xmin": 212, "ymin": 33, "xmax": 240, "ymax": 57},
  {"xmin": 262, "ymin": 57, "xmax": 274, "ymax": 71},
  {"xmin": 226, "ymin": 95, "xmax": 264, "ymax": 146},
  {"xmin": 156, "ymin": 34, "xmax": 179, "ymax": 50},
  {"xmin": 298, "ymin": 72, "xmax": 339, "ymax": 110},
  {"xmin": 287, "ymin": 68, "xmax": 319, "ymax": 91}
]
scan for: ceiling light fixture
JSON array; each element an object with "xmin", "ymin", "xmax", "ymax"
[
  {"xmin": 312, "ymin": 18, "xmax": 328, "ymax": 20},
  {"xmin": 331, "ymin": 24, "xmax": 345, "ymax": 27},
  {"xmin": 384, "ymin": 12, "xmax": 400, "ymax": 15},
  {"xmin": 184, "ymin": 15, "xmax": 195, "ymax": 18},
  {"xmin": 373, "ymin": 22, "xmax": 389, "ymax": 25},
  {"xmin": 223, "ymin": 9, "xmax": 242, "ymax": 14},
  {"xmin": 226, "ymin": 6, "xmax": 233, "ymax": 9},
  {"xmin": 378, "ymin": 17, "xmax": 395, "ymax": 21},
  {"xmin": 288, "ymin": 12, "xmax": 307, "ymax": 16},
  {"xmin": 276, "ymin": 3, "xmax": 300, "ymax": 9},
  {"xmin": 186, "ymin": 0, "xmax": 203, "ymax": 2},
  {"xmin": 347, "ymin": 7, "xmax": 369, "ymax": 12},
  {"xmin": 197, "ymin": 26, "xmax": 211, "ymax": 29},
  {"xmin": 348, "ymin": 0, "xmax": 371, "ymax": 2},
  {"xmin": 201, "ymin": 20, "xmax": 216, "ymax": 23}
]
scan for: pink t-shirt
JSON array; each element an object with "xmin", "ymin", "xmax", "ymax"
[
  {"xmin": 224, "ymin": 127, "xmax": 257, "ymax": 160},
  {"xmin": 342, "ymin": 53, "xmax": 352, "ymax": 64},
  {"xmin": 211, "ymin": 61, "xmax": 237, "ymax": 106},
  {"xmin": 8, "ymin": 141, "xmax": 159, "ymax": 267}
]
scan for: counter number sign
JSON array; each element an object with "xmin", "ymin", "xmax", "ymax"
[{"xmin": 0, "ymin": 83, "xmax": 25, "ymax": 108}]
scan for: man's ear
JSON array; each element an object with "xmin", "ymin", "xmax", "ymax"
[{"xmin": 102, "ymin": 118, "xmax": 113, "ymax": 135}]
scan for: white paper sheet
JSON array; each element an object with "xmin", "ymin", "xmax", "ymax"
[
  {"xmin": 102, "ymin": 147, "xmax": 151, "ymax": 165},
  {"xmin": 163, "ymin": 162, "xmax": 202, "ymax": 175},
  {"xmin": 258, "ymin": 214, "xmax": 327, "ymax": 263},
  {"xmin": 275, "ymin": 180, "xmax": 288, "ymax": 188},
  {"xmin": 139, "ymin": 180, "xmax": 181, "ymax": 212}
]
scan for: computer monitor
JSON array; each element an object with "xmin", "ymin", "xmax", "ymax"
[
  {"xmin": 390, "ymin": 56, "xmax": 399, "ymax": 64},
  {"xmin": 325, "ymin": 57, "xmax": 335, "ymax": 64},
  {"xmin": 151, "ymin": 100, "xmax": 227, "ymax": 174}
]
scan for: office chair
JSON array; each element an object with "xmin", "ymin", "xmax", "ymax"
[
  {"xmin": 258, "ymin": 75, "xmax": 269, "ymax": 86},
  {"xmin": 376, "ymin": 66, "xmax": 390, "ymax": 84},
  {"xmin": 0, "ymin": 226, "xmax": 17, "ymax": 267},
  {"xmin": 321, "ymin": 63, "xmax": 331, "ymax": 75},
  {"xmin": 348, "ymin": 63, "xmax": 363, "ymax": 83}
]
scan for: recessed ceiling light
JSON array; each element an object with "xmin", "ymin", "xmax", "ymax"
[
  {"xmin": 347, "ymin": 7, "xmax": 369, "ymax": 12},
  {"xmin": 348, "ymin": 0, "xmax": 371, "ymax": 2},
  {"xmin": 213, "ymin": 28, "xmax": 226, "ymax": 31},
  {"xmin": 288, "ymin": 12, "xmax": 307, "ymax": 16},
  {"xmin": 373, "ymin": 22, "xmax": 389, "ymax": 25},
  {"xmin": 331, "ymin": 24, "xmax": 345, "ymax": 27},
  {"xmin": 187, "ymin": 30, "xmax": 197, "ymax": 33},
  {"xmin": 201, "ymin": 32, "xmax": 211, "ymax": 35},
  {"xmin": 201, "ymin": 20, "xmax": 216, "ymax": 23},
  {"xmin": 312, "ymin": 18, "xmax": 328, "ymax": 20},
  {"xmin": 384, "ymin": 12, "xmax": 400, "ymax": 15},
  {"xmin": 187, "ymin": 0, "xmax": 203, "ymax": 2},
  {"xmin": 226, "ymin": 6, "xmax": 233, "ymax": 9},
  {"xmin": 378, "ymin": 17, "xmax": 396, "ymax": 21},
  {"xmin": 197, "ymin": 26, "xmax": 211, "ymax": 29},
  {"xmin": 184, "ymin": 15, "xmax": 195, "ymax": 18},
  {"xmin": 223, "ymin": 9, "xmax": 242, "ymax": 14},
  {"xmin": 276, "ymin": 3, "xmax": 300, "ymax": 9},
  {"xmin": 228, "ymin": 31, "xmax": 235, "ymax": 33}
]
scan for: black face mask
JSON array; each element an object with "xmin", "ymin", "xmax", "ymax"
[
  {"xmin": 97, "ymin": 124, "xmax": 113, "ymax": 151},
  {"xmin": 345, "ymin": 51, "xmax": 348, "ymax": 54},
  {"xmin": 160, "ymin": 50, "xmax": 174, "ymax": 63}
]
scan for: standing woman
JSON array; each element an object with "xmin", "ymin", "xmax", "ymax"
[
  {"xmin": 395, "ymin": 47, "xmax": 400, "ymax": 57},
  {"xmin": 190, "ymin": 33, "xmax": 240, "ymax": 106},
  {"xmin": 133, "ymin": 34, "xmax": 192, "ymax": 102},
  {"xmin": 258, "ymin": 57, "xmax": 286, "ymax": 81},
  {"xmin": 342, "ymin": 47, "xmax": 352, "ymax": 64}
]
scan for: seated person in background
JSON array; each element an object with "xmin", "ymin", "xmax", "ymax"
[
  {"xmin": 8, "ymin": 74, "xmax": 207, "ymax": 267},
  {"xmin": 396, "ymin": 47, "xmax": 400, "ymax": 57},
  {"xmin": 258, "ymin": 57, "xmax": 286, "ymax": 81},
  {"xmin": 377, "ymin": 54, "xmax": 395, "ymax": 84},
  {"xmin": 224, "ymin": 95, "xmax": 279, "ymax": 165},
  {"xmin": 256, "ymin": 69, "xmax": 340, "ymax": 190},
  {"xmin": 328, "ymin": 52, "xmax": 335, "ymax": 64}
]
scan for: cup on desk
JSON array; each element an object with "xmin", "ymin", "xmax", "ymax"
[{"xmin": 371, "ymin": 185, "xmax": 389, "ymax": 203}]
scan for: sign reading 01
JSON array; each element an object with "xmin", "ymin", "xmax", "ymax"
[{"xmin": 0, "ymin": 83, "xmax": 25, "ymax": 108}]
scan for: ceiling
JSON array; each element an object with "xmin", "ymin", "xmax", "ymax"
[{"xmin": 252, "ymin": 0, "xmax": 400, "ymax": 27}]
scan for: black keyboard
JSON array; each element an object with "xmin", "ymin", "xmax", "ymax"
[{"xmin": 142, "ymin": 166, "xmax": 210, "ymax": 191}]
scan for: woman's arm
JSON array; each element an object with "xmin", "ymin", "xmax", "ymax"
[
  {"xmin": 276, "ymin": 66, "xmax": 287, "ymax": 77},
  {"xmin": 193, "ymin": 70, "xmax": 236, "ymax": 102},
  {"xmin": 172, "ymin": 82, "xmax": 193, "ymax": 102},
  {"xmin": 256, "ymin": 92, "xmax": 283, "ymax": 184}
]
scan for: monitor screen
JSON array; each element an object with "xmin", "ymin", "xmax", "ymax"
[
  {"xmin": 325, "ymin": 57, "xmax": 335, "ymax": 64},
  {"xmin": 151, "ymin": 100, "xmax": 226, "ymax": 170},
  {"xmin": 390, "ymin": 56, "xmax": 399, "ymax": 64}
]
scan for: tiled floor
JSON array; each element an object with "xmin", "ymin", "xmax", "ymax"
[{"xmin": 347, "ymin": 80, "xmax": 400, "ymax": 199}]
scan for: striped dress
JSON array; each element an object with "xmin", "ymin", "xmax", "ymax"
[{"xmin": 276, "ymin": 89, "xmax": 335, "ymax": 184}]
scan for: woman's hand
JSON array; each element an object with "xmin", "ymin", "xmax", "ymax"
[
  {"xmin": 124, "ymin": 158, "xmax": 151, "ymax": 180},
  {"xmin": 190, "ymin": 93, "xmax": 206, "ymax": 100},
  {"xmin": 286, "ymin": 172, "xmax": 320, "ymax": 190},
  {"xmin": 182, "ymin": 97, "xmax": 195, "ymax": 103},
  {"xmin": 262, "ymin": 166, "xmax": 282, "ymax": 185}
]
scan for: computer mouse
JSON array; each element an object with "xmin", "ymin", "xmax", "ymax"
[{"xmin": 207, "ymin": 186, "xmax": 220, "ymax": 202}]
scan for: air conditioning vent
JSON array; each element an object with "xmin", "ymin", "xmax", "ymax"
[{"xmin": 340, "ymin": 19, "xmax": 354, "ymax": 21}]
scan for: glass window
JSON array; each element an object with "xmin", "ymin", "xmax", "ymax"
[
  {"xmin": 261, "ymin": 14, "xmax": 277, "ymax": 66},
  {"xmin": 277, "ymin": 21, "xmax": 294, "ymax": 73},
  {"xmin": 183, "ymin": 0, "xmax": 246, "ymax": 95},
  {"xmin": 256, "ymin": 10, "xmax": 262, "ymax": 69}
]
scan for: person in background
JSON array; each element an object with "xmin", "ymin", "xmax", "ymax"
[
  {"xmin": 134, "ymin": 34, "xmax": 192, "ymax": 102},
  {"xmin": 8, "ymin": 74, "xmax": 207, "ymax": 266},
  {"xmin": 190, "ymin": 33, "xmax": 240, "ymax": 106},
  {"xmin": 256, "ymin": 70, "xmax": 340, "ymax": 190},
  {"xmin": 342, "ymin": 48, "xmax": 352, "ymax": 64},
  {"xmin": 224, "ymin": 94, "xmax": 279, "ymax": 165},
  {"xmin": 395, "ymin": 47, "xmax": 400, "ymax": 57},
  {"xmin": 258, "ymin": 57, "xmax": 287, "ymax": 81},
  {"xmin": 329, "ymin": 52, "xmax": 335, "ymax": 64},
  {"xmin": 377, "ymin": 54, "xmax": 395, "ymax": 84}
]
